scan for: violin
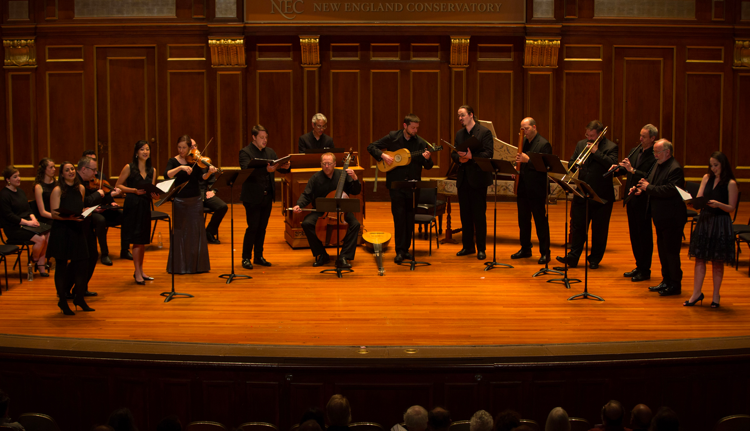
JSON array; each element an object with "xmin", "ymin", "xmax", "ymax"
[
  {"xmin": 88, "ymin": 178, "xmax": 113, "ymax": 193},
  {"xmin": 186, "ymin": 148, "xmax": 222, "ymax": 173}
]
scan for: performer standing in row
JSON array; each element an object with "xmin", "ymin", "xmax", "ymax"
[
  {"xmin": 239, "ymin": 125, "xmax": 290, "ymax": 270},
  {"xmin": 367, "ymin": 114, "xmax": 433, "ymax": 263},
  {"xmin": 633, "ymin": 139, "xmax": 686, "ymax": 297},
  {"xmin": 293, "ymin": 153, "xmax": 361, "ymax": 268},
  {"xmin": 116, "ymin": 140, "xmax": 160, "ymax": 285},
  {"xmin": 685, "ymin": 151, "xmax": 737, "ymax": 308},
  {"xmin": 512, "ymin": 117, "xmax": 552, "ymax": 264},
  {"xmin": 33, "ymin": 158, "xmax": 57, "ymax": 227},
  {"xmin": 189, "ymin": 140, "xmax": 227, "ymax": 245},
  {"xmin": 299, "ymin": 113, "xmax": 334, "ymax": 153},
  {"xmin": 615, "ymin": 124, "xmax": 658, "ymax": 282},
  {"xmin": 452, "ymin": 105, "xmax": 493, "ymax": 261},
  {"xmin": 164, "ymin": 135, "xmax": 211, "ymax": 274},
  {"xmin": 556, "ymin": 120, "xmax": 618, "ymax": 269}
]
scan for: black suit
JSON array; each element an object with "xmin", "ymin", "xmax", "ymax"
[
  {"xmin": 198, "ymin": 168, "xmax": 228, "ymax": 237},
  {"xmin": 298, "ymin": 131, "xmax": 334, "ymax": 153},
  {"xmin": 623, "ymin": 146, "xmax": 657, "ymax": 273},
  {"xmin": 450, "ymin": 122, "xmax": 494, "ymax": 252},
  {"xmin": 517, "ymin": 133, "xmax": 552, "ymax": 255},
  {"xmin": 567, "ymin": 137, "xmax": 618, "ymax": 266},
  {"xmin": 644, "ymin": 156, "xmax": 686, "ymax": 287}
]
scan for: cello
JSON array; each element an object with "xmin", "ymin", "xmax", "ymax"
[{"xmin": 315, "ymin": 149, "xmax": 356, "ymax": 246}]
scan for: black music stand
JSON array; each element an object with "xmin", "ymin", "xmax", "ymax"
[
  {"xmin": 154, "ymin": 179, "xmax": 193, "ymax": 303},
  {"xmin": 567, "ymin": 178, "xmax": 606, "ymax": 302},
  {"xmin": 474, "ymin": 157, "xmax": 516, "ymax": 271},
  {"xmin": 315, "ymin": 197, "xmax": 359, "ymax": 278},
  {"xmin": 213, "ymin": 169, "xmax": 253, "ymax": 284},
  {"xmin": 547, "ymin": 176, "xmax": 582, "ymax": 289},
  {"xmin": 527, "ymin": 153, "xmax": 564, "ymax": 278},
  {"xmin": 391, "ymin": 180, "xmax": 435, "ymax": 271}
]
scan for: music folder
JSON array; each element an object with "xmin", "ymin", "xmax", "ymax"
[
  {"xmin": 676, "ymin": 185, "xmax": 708, "ymax": 210},
  {"xmin": 54, "ymin": 205, "xmax": 100, "ymax": 219},
  {"xmin": 246, "ymin": 155, "xmax": 292, "ymax": 168},
  {"xmin": 21, "ymin": 222, "xmax": 52, "ymax": 235}
]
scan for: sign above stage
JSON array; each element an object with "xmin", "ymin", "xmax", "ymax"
[{"xmin": 245, "ymin": 0, "xmax": 525, "ymax": 23}]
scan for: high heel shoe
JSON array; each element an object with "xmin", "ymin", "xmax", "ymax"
[
  {"xmin": 36, "ymin": 263, "xmax": 50, "ymax": 277},
  {"xmin": 134, "ymin": 273, "xmax": 154, "ymax": 281},
  {"xmin": 58, "ymin": 299, "xmax": 75, "ymax": 315},
  {"xmin": 73, "ymin": 297, "xmax": 95, "ymax": 312},
  {"xmin": 683, "ymin": 292, "xmax": 704, "ymax": 307},
  {"xmin": 133, "ymin": 273, "xmax": 146, "ymax": 285},
  {"xmin": 711, "ymin": 302, "xmax": 720, "ymax": 308}
]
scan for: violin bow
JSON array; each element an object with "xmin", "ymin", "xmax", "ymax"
[
  {"xmin": 99, "ymin": 156, "xmax": 105, "ymax": 191},
  {"xmin": 190, "ymin": 137, "xmax": 214, "ymax": 170}
]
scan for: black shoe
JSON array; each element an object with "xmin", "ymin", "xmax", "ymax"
[
  {"xmin": 477, "ymin": 251, "xmax": 486, "ymax": 260},
  {"xmin": 511, "ymin": 249, "xmax": 532, "ymax": 259},
  {"xmin": 120, "ymin": 250, "xmax": 133, "ymax": 260},
  {"xmin": 84, "ymin": 291, "xmax": 98, "ymax": 297},
  {"xmin": 538, "ymin": 253, "xmax": 551, "ymax": 265},
  {"xmin": 394, "ymin": 254, "xmax": 405, "ymax": 263},
  {"xmin": 73, "ymin": 297, "xmax": 95, "ymax": 312},
  {"xmin": 313, "ymin": 254, "xmax": 330, "ymax": 267},
  {"xmin": 649, "ymin": 282, "xmax": 668, "ymax": 292},
  {"xmin": 242, "ymin": 259, "xmax": 253, "ymax": 270},
  {"xmin": 659, "ymin": 284, "xmax": 681, "ymax": 296},
  {"xmin": 58, "ymin": 299, "xmax": 75, "ymax": 316},
  {"xmin": 589, "ymin": 262, "xmax": 599, "ymax": 269},
  {"xmin": 402, "ymin": 252, "xmax": 413, "ymax": 261},
  {"xmin": 683, "ymin": 292, "xmax": 704, "ymax": 306},
  {"xmin": 456, "ymin": 248, "xmax": 475, "ymax": 256},
  {"xmin": 336, "ymin": 257, "xmax": 352, "ymax": 269},
  {"xmin": 631, "ymin": 271, "xmax": 651, "ymax": 282},
  {"xmin": 100, "ymin": 255, "xmax": 113, "ymax": 266},
  {"xmin": 206, "ymin": 232, "xmax": 221, "ymax": 244},
  {"xmin": 555, "ymin": 255, "xmax": 578, "ymax": 268},
  {"xmin": 254, "ymin": 256, "xmax": 272, "ymax": 267},
  {"xmin": 624, "ymin": 268, "xmax": 639, "ymax": 277},
  {"xmin": 65, "ymin": 292, "xmax": 74, "ymax": 300}
]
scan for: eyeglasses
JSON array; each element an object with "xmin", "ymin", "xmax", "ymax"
[
  {"xmin": 653, "ymin": 149, "xmax": 664, "ymax": 154},
  {"xmin": 314, "ymin": 124, "xmax": 327, "ymax": 130},
  {"xmin": 82, "ymin": 165, "xmax": 98, "ymax": 174},
  {"xmin": 321, "ymin": 162, "xmax": 334, "ymax": 167}
]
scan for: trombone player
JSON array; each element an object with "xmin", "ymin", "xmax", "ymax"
[{"xmin": 556, "ymin": 120, "xmax": 618, "ymax": 269}]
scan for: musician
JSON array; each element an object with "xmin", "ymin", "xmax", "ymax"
[
  {"xmin": 239, "ymin": 125, "xmax": 291, "ymax": 270},
  {"xmin": 451, "ymin": 105, "xmax": 493, "ymax": 260},
  {"xmin": 293, "ymin": 153, "xmax": 362, "ymax": 268},
  {"xmin": 556, "ymin": 120, "xmax": 618, "ymax": 269},
  {"xmin": 513, "ymin": 117, "xmax": 552, "ymax": 264},
  {"xmin": 632, "ymin": 139, "xmax": 686, "ymax": 297},
  {"xmin": 299, "ymin": 113, "xmax": 334, "ymax": 153},
  {"xmin": 189, "ymin": 140, "xmax": 227, "ymax": 244},
  {"xmin": 612, "ymin": 124, "xmax": 658, "ymax": 281},
  {"xmin": 367, "ymin": 114, "xmax": 433, "ymax": 263}
]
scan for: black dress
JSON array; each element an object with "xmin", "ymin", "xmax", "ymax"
[
  {"xmin": 47, "ymin": 186, "xmax": 88, "ymax": 262},
  {"xmin": 122, "ymin": 165, "xmax": 155, "ymax": 245},
  {"xmin": 0, "ymin": 187, "xmax": 36, "ymax": 242},
  {"xmin": 688, "ymin": 178, "xmax": 735, "ymax": 264},
  {"xmin": 34, "ymin": 181, "xmax": 55, "ymax": 225}
]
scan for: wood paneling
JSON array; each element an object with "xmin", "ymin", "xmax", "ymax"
[
  {"xmin": 686, "ymin": 46, "xmax": 724, "ymax": 63},
  {"xmin": 46, "ymin": 45, "xmax": 83, "ymax": 62},
  {"xmin": 370, "ymin": 70, "xmax": 400, "ymax": 160},
  {"xmin": 526, "ymin": 72, "xmax": 554, "ymax": 144},
  {"xmin": 331, "ymin": 44, "xmax": 360, "ymax": 60},
  {"xmin": 371, "ymin": 44, "xmax": 400, "ymax": 60},
  {"xmin": 168, "ymin": 44, "xmax": 206, "ymax": 61},
  {"xmin": 443, "ymin": 383, "xmax": 480, "ymax": 420},
  {"xmin": 564, "ymin": 45, "xmax": 602, "ymax": 61},
  {"xmin": 303, "ymin": 68, "xmax": 319, "ymax": 134},
  {"xmin": 217, "ymin": 71, "xmax": 243, "ymax": 167},
  {"xmin": 257, "ymin": 44, "xmax": 293, "ymax": 61},
  {"xmin": 6, "ymin": 72, "xmax": 35, "ymax": 167},
  {"xmin": 563, "ymin": 71, "xmax": 601, "ymax": 159},
  {"xmin": 160, "ymin": 378, "xmax": 192, "ymax": 425},
  {"xmin": 46, "ymin": 71, "xmax": 85, "ymax": 159},
  {"xmin": 203, "ymin": 380, "xmax": 236, "ymax": 425},
  {"xmin": 335, "ymin": 383, "xmax": 433, "ymax": 426},
  {"xmin": 451, "ymin": 68, "xmax": 467, "ymax": 141},
  {"xmin": 169, "ymin": 71, "xmax": 207, "ymax": 146},
  {"xmin": 411, "ymin": 44, "xmax": 440, "ymax": 61},
  {"xmin": 256, "ymin": 70, "xmax": 294, "ymax": 155},
  {"xmin": 477, "ymin": 44, "xmax": 514, "ymax": 61},
  {"xmin": 245, "ymin": 382, "xmax": 281, "ymax": 424},
  {"xmin": 329, "ymin": 70, "xmax": 359, "ymax": 153},
  {"xmin": 489, "ymin": 381, "xmax": 525, "ymax": 414},
  {"xmin": 684, "ymin": 73, "xmax": 723, "ymax": 167},
  {"xmin": 410, "ymin": 71, "xmax": 440, "ymax": 154},
  {"xmin": 736, "ymin": 74, "xmax": 750, "ymax": 170},
  {"xmin": 476, "ymin": 71, "xmax": 513, "ymax": 144}
]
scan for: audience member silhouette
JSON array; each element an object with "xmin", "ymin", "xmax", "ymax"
[
  {"xmin": 629, "ymin": 405, "xmax": 651, "ymax": 431},
  {"xmin": 494, "ymin": 410, "xmax": 521, "ymax": 431},
  {"xmin": 428, "ymin": 407, "xmax": 451, "ymax": 431},
  {"xmin": 326, "ymin": 394, "xmax": 351, "ymax": 431},
  {"xmin": 648, "ymin": 408, "xmax": 677, "ymax": 431},
  {"xmin": 470, "ymin": 410, "xmax": 494, "ymax": 431},
  {"xmin": 545, "ymin": 407, "xmax": 570, "ymax": 431}
]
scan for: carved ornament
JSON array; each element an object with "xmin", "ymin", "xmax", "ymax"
[
  {"xmin": 734, "ymin": 40, "xmax": 750, "ymax": 68},
  {"xmin": 209, "ymin": 37, "xmax": 246, "ymax": 68},
  {"xmin": 300, "ymin": 35, "xmax": 321, "ymax": 68},
  {"xmin": 524, "ymin": 39, "xmax": 560, "ymax": 68},
  {"xmin": 3, "ymin": 38, "xmax": 37, "ymax": 68},
  {"xmin": 450, "ymin": 36, "xmax": 470, "ymax": 68}
]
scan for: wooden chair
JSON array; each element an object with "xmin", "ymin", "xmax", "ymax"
[
  {"xmin": 448, "ymin": 420, "xmax": 470, "ymax": 431},
  {"xmin": 0, "ymin": 227, "xmax": 32, "ymax": 274},
  {"xmin": 0, "ymin": 243, "xmax": 22, "ymax": 291},
  {"xmin": 186, "ymin": 421, "xmax": 228, "ymax": 431},
  {"xmin": 568, "ymin": 417, "xmax": 591, "ymax": 431},
  {"xmin": 150, "ymin": 200, "xmax": 172, "ymax": 242},
  {"xmin": 414, "ymin": 187, "xmax": 440, "ymax": 255},
  {"xmin": 350, "ymin": 422, "xmax": 386, "ymax": 431},
  {"xmin": 519, "ymin": 419, "xmax": 540, "ymax": 431},
  {"xmin": 17, "ymin": 413, "xmax": 60, "ymax": 431},
  {"xmin": 238, "ymin": 422, "xmax": 279, "ymax": 431},
  {"xmin": 713, "ymin": 414, "xmax": 750, "ymax": 431},
  {"xmin": 738, "ymin": 232, "xmax": 750, "ymax": 276}
]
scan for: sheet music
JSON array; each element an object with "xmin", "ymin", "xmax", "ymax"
[
  {"xmin": 82, "ymin": 205, "xmax": 100, "ymax": 218},
  {"xmin": 675, "ymin": 186, "xmax": 692, "ymax": 201},
  {"xmin": 157, "ymin": 178, "xmax": 175, "ymax": 194}
]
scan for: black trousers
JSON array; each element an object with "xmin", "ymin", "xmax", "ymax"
[
  {"xmin": 90, "ymin": 210, "xmax": 127, "ymax": 256},
  {"xmin": 389, "ymin": 189, "xmax": 416, "ymax": 255},
  {"xmin": 568, "ymin": 199, "xmax": 613, "ymax": 265},
  {"xmin": 66, "ymin": 228, "xmax": 97, "ymax": 294},
  {"xmin": 457, "ymin": 182, "xmax": 488, "ymax": 252},
  {"xmin": 242, "ymin": 196, "xmax": 272, "ymax": 260},
  {"xmin": 627, "ymin": 203, "xmax": 653, "ymax": 272},
  {"xmin": 517, "ymin": 194, "xmax": 550, "ymax": 255},
  {"xmin": 653, "ymin": 216, "xmax": 684, "ymax": 286},
  {"xmin": 301, "ymin": 211, "xmax": 360, "ymax": 260},
  {"xmin": 57, "ymin": 259, "xmax": 88, "ymax": 299},
  {"xmin": 204, "ymin": 195, "xmax": 228, "ymax": 235}
]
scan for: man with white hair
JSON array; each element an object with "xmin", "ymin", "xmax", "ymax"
[
  {"xmin": 299, "ymin": 113, "xmax": 334, "ymax": 153},
  {"xmin": 544, "ymin": 407, "xmax": 569, "ymax": 431},
  {"xmin": 391, "ymin": 405, "xmax": 428, "ymax": 431},
  {"xmin": 470, "ymin": 410, "xmax": 494, "ymax": 431}
]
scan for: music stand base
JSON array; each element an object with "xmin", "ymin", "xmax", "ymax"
[
  {"xmin": 160, "ymin": 291, "xmax": 194, "ymax": 303},
  {"xmin": 568, "ymin": 291, "xmax": 604, "ymax": 301},
  {"xmin": 533, "ymin": 267, "xmax": 563, "ymax": 277},
  {"xmin": 321, "ymin": 267, "xmax": 354, "ymax": 278},
  {"xmin": 397, "ymin": 260, "xmax": 430, "ymax": 271},
  {"xmin": 484, "ymin": 261, "xmax": 513, "ymax": 271},
  {"xmin": 548, "ymin": 277, "xmax": 581, "ymax": 289},
  {"xmin": 219, "ymin": 273, "xmax": 252, "ymax": 284}
]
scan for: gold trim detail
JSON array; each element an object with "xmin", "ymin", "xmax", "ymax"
[
  {"xmin": 209, "ymin": 37, "xmax": 246, "ymax": 68},
  {"xmin": 686, "ymin": 46, "xmax": 724, "ymax": 63},
  {"xmin": 167, "ymin": 44, "xmax": 206, "ymax": 61},
  {"xmin": 300, "ymin": 35, "xmax": 321, "ymax": 68},
  {"xmin": 3, "ymin": 38, "xmax": 37, "ymax": 68},
  {"xmin": 734, "ymin": 40, "xmax": 750, "ymax": 68},
  {"xmin": 45, "ymin": 45, "xmax": 84, "ymax": 62},
  {"xmin": 524, "ymin": 38, "xmax": 560, "ymax": 68},
  {"xmin": 450, "ymin": 36, "xmax": 470, "ymax": 68}
]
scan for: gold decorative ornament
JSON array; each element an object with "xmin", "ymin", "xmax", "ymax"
[
  {"xmin": 208, "ymin": 37, "xmax": 246, "ymax": 68},
  {"xmin": 3, "ymin": 38, "xmax": 37, "ymax": 68},
  {"xmin": 450, "ymin": 36, "xmax": 470, "ymax": 68},
  {"xmin": 300, "ymin": 35, "xmax": 321, "ymax": 68},
  {"xmin": 734, "ymin": 40, "xmax": 750, "ymax": 68},
  {"xmin": 524, "ymin": 39, "xmax": 560, "ymax": 68}
]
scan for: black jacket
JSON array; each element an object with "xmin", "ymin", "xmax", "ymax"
[
  {"xmin": 517, "ymin": 133, "xmax": 552, "ymax": 200},
  {"xmin": 367, "ymin": 130, "xmax": 434, "ymax": 189},
  {"xmin": 450, "ymin": 122, "xmax": 494, "ymax": 188},
  {"xmin": 569, "ymin": 137, "xmax": 618, "ymax": 203},
  {"xmin": 239, "ymin": 144, "xmax": 289, "ymax": 204},
  {"xmin": 644, "ymin": 156, "xmax": 687, "ymax": 222}
]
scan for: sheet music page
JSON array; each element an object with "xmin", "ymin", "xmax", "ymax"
[
  {"xmin": 82, "ymin": 205, "xmax": 100, "ymax": 218},
  {"xmin": 157, "ymin": 178, "xmax": 175, "ymax": 193},
  {"xmin": 675, "ymin": 186, "xmax": 692, "ymax": 201}
]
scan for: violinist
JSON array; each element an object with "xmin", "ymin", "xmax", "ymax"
[
  {"xmin": 293, "ymin": 153, "xmax": 361, "ymax": 268},
  {"xmin": 164, "ymin": 135, "xmax": 211, "ymax": 274},
  {"xmin": 188, "ymin": 140, "xmax": 227, "ymax": 244}
]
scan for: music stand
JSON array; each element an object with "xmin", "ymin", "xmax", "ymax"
[
  {"xmin": 314, "ymin": 197, "xmax": 360, "ymax": 278},
  {"xmin": 474, "ymin": 157, "xmax": 516, "ymax": 271},
  {"xmin": 547, "ymin": 176, "xmax": 583, "ymax": 289},
  {"xmin": 154, "ymin": 179, "xmax": 193, "ymax": 303},
  {"xmin": 527, "ymin": 153, "xmax": 564, "ymax": 278},
  {"xmin": 567, "ymin": 178, "xmax": 606, "ymax": 302},
  {"xmin": 212, "ymin": 169, "xmax": 253, "ymax": 284},
  {"xmin": 391, "ymin": 180, "xmax": 435, "ymax": 271}
]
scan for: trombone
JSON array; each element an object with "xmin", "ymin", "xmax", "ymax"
[{"xmin": 561, "ymin": 126, "xmax": 608, "ymax": 184}]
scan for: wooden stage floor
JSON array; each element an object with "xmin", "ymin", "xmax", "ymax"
[{"xmin": 1, "ymin": 201, "xmax": 749, "ymax": 360}]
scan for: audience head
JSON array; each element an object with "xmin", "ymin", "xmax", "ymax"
[
  {"xmin": 493, "ymin": 410, "xmax": 521, "ymax": 431},
  {"xmin": 0, "ymin": 389, "xmax": 10, "ymax": 419},
  {"xmin": 36, "ymin": 158, "xmax": 56, "ymax": 184},
  {"xmin": 544, "ymin": 407, "xmax": 569, "ymax": 431},
  {"xmin": 107, "ymin": 407, "xmax": 138, "ymax": 431},
  {"xmin": 470, "ymin": 410, "xmax": 494, "ymax": 431},
  {"xmin": 601, "ymin": 400, "xmax": 626, "ymax": 430},
  {"xmin": 649, "ymin": 407, "xmax": 678, "ymax": 431},
  {"xmin": 94, "ymin": 426, "xmax": 116, "ymax": 431},
  {"xmin": 301, "ymin": 407, "xmax": 326, "ymax": 430},
  {"xmin": 326, "ymin": 394, "xmax": 351, "ymax": 427},
  {"xmin": 708, "ymin": 151, "xmax": 734, "ymax": 185},
  {"xmin": 300, "ymin": 419, "xmax": 323, "ymax": 431},
  {"xmin": 428, "ymin": 407, "xmax": 451, "ymax": 431},
  {"xmin": 404, "ymin": 405, "xmax": 429, "ymax": 431},
  {"xmin": 156, "ymin": 415, "xmax": 182, "ymax": 431},
  {"xmin": 630, "ymin": 405, "xmax": 652, "ymax": 431}
]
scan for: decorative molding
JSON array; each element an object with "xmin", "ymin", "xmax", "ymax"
[
  {"xmin": 524, "ymin": 39, "xmax": 560, "ymax": 68},
  {"xmin": 3, "ymin": 38, "xmax": 37, "ymax": 68},
  {"xmin": 300, "ymin": 35, "xmax": 321, "ymax": 68},
  {"xmin": 449, "ymin": 36, "xmax": 470, "ymax": 68},
  {"xmin": 734, "ymin": 40, "xmax": 750, "ymax": 68},
  {"xmin": 208, "ymin": 37, "xmax": 246, "ymax": 68}
]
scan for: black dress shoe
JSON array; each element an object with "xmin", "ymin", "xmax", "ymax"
[
  {"xmin": 659, "ymin": 284, "xmax": 682, "ymax": 296},
  {"xmin": 206, "ymin": 232, "xmax": 221, "ymax": 244},
  {"xmin": 631, "ymin": 271, "xmax": 651, "ymax": 282},
  {"xmin": 100, "ymin": 255, "xmax": 113, "ymax": 266},
  {"xmin": 477, "ymin": 251, "xmax": 486, "ymax": 260},
  {"xmin": 456, "ymin": 248, "xmax": 475, "ymax": 256},
  {"xmin": 120, "ymin": 250, "xmax": 133, "ymax": 260},
  {"xmin": 254, "ymin": 256, "xmax": 272, "ymax": 267},
  {"xmin": 313, "ymin": 254, "xmax": 330, "ymax": 267},
  {"xmin": 394, "ymin": 254, "xmax": 405, "ymax": 263},
  {"xmin": 589, "ymin": 262, "xmax": 599, "ymax": 269},
  {"xmin": 336, "ymin": 257, "xmax": 352, "ymax": 268},
  {"xmin": 242, "ymin": 259, "xmax": 253, "ymax": 270},
  {"xmin": 402, "ymin": 252, "xmax": 413, "ymax": 261},
  {"xmin": 538, "ymin": 254, "xmax": 551, "ymax": 265},
  {"xmin": 511, "ymin": 249, "xmax": 532, "ymax": 259},
  {"xmin": 555, "ymin": 255, "xmax": 578, "ymax": 268},
  {"xmin": 84, "ymin": 291, "xmax": 98, "ymax": 297},
  {"xmin": 624, "ymin": 268, "xmax": 639, "ymax": 278},
  {"xmin": 648, "ymin": 282, "xmax": 668, "ymax": 292}
]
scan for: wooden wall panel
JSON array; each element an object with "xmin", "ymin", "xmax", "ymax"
[
  {"xmin": 370, "ymin": 70, "xmax": 400, "ymax": 165},
  {"xmin": 6, "ymin": 72, "xmax": 35, "ymax": 167},
  {"xmin": 736, "ymin": 74, "xmax": 750, "ymax": 171},
  {"xmin": 562, "ymin": 71, "xmax": 601, "ymax": 159},
  {"xmin": 217, "ymin": 71, "xmax": 243, "ymax": 167},
  {"xmin": 526, "ymin": 72, "xmax": 554, "ymax": 144},
  {"xmin": 330, "ymin": 70, "xmax": 360, "ymax": 154},
  {"xmin": 289, "ymin": 383, "xmax": 326, "ymax": 424},
  {"xmin": 245, "ymin": 382, "xmax": 281, "ymax": 424},
  {"xmin": 334, "ymin": 383, "xmax": 433, "ymax": 426},
  {"xmin": 684, "ymin": 73, "xmax": 723, "ymax": 167},
  {"xmin": 169, "ymin": 71, "xmax": 207, "ymax": 147},
  {"xmin": 159, "ymin": 378, "xmax": 192, "ymax": 425},
  {"xmin": 47, "ymin": 71, "xmax": 85, "ymax": 160},
  {"xmin": 410, "ymin": 70, "xmax": 440, "ymax": 157},
  {"xmin": 443, "ymin": 383, "xmax": 480, "ymax": 421},
  {"xmin": 115, "ymin": 379, "xmax": 150, "ymax": 431},
  {"xmin": 529, "ymin": 380, "xmax": 566, "ymax": 424},
  {"xmin": 476, "ymin": 71, "xmax": 513, "ymax": 144},
  {"xmin": 303, "ymin": 68, "xmax": 319, "ymax": 134},
  {"xmin": 202, "ymin": 380, "xmax": 236, "ymax": 425},
  {"xmin": 489, "ymin": 381, "xmax": 525, "ymax": 414},
  {"xmin": 451, "ymin": 69, "xmax": 467, "ymax": 143},
  {"xmin": 620, "ymin": 59, "xmax": 663, "ymax": 151},
  {"xmin": 256, "ymin": 70, "xmax": 294, "ymax": 156}
]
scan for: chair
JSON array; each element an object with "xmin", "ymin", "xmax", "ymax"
[
  {"xmin": 0, "ymin": 244, "xmax": 21, "ymax": 292},
  {"xmin": 238, "ymin": 423, "xmax": 279, "ymax": 431},
  {"xmin": 414, "ymin": 188, "xmax": 440, "ymax": 255},
  {"xmin": 568, "ymin": 417, "xmax": 591, "ymax": 431},
  {"xmin": 150, "ymin": 200, "xmax": 172, "ymax": 242},
  {"xmin": 416, "ymin": 195, "xmax": 446, "ymax": 237},
  {"xmin": 186, "ymin": 421, "xmax": 228, "ymax": 431},
  {"xmin": 448, "ymin": 421, "xmax": 470, "ymax": 431},
  {"xmin": 713, "ymin": 414, "xmax": 750, "ymax": 431},
  {"xmin": 519, "ymin": 419, "xmax": 540, "ymax": 431},
  {"xmin": 738, "ymin": 232, "xmax": 750, "ymax": 276},
  {"xmin": 349, "ymin": 422, "xmax": 386, "ymax": 431},
  {"xmin": 203, "ymin": 206, "xmax": 215, "ymax": 222},
  {"xmin": 0, "ymin": 227, "xmax": 33, "ymax": 273},
  {"xmin": 17, "ymin": 413, "xmax": 60, "ymax": 431}
]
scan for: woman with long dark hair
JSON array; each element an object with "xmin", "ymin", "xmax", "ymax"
[
  {"xmin": 115, "ymin": 140, "xmax": 159, "ymax": 285},
  {"xmin": 33, "ymin": 158, "xmax": 57, "ymax": 226},
  {"xmin": 685, "ymin": 151, "xmax": 738, "ymax": 308}
]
